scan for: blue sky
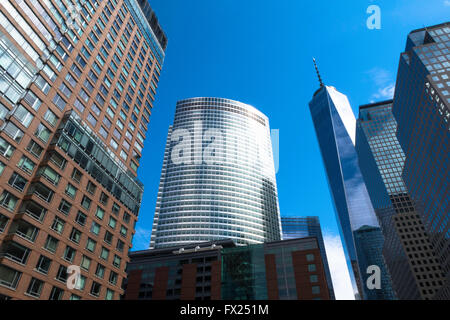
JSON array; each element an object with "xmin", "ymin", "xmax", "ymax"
[{"xmin": 131, "ymin": 0, "xmax": 449, "ymax": 298}]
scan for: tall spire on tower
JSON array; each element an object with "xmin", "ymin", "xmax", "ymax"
[{"xmin": 313, "ymin": 58, "xmax": 324, "ymax": 88}]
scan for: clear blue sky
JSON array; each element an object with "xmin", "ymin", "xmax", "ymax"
[{"xmin": 132, "ymin": 0, "xmax": 450, "ymax": 250}]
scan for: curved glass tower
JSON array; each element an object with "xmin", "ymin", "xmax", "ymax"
[{"xmin": 150, "ymin": 97, "xmax": 281, "ymax": 249}]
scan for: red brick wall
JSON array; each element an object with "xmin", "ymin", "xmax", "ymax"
[{"xmin": 180, "ymin": 264, "xmax": 197, "ymax": 300}]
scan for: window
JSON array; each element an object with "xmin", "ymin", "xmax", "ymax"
[
  {"xmin": 310, "ymin": 275, "xmax": 318, "ymax": 283},
  {"xmin": 0, "ymin": 137, "xmax": 15, "ymax": 159},
  {"xmin": 69, "ymin": 227, "xmax": 82, "ymax": 244},
  {"xmin": 112, "ymin": 202, "xmax": 120, "ymax": 215},
  {"xmin": 95, "ymin": 264, "xmax": 105, "ymax": 279},
  {"xmin": 63, "ymin": 246, "xmax": 76, "ymax": 262},
  {"xmin": 58, "ymin": 199, "xmax": 72, "ymax": 215},
  {"xmin": 0, "ymin": 161, "xmax": 4, "ymax": 176},
  {"xmin": 108, "ymin": 217, "xmax": 116, "ymax": 229},
  {"xmin": 13, "ymin": 105, "xmax": 34, "ymax": 128},
  {"xmin": 86, "ymin": 238, "xmax": 96, "ymax": 252},
  {"xmin": 36, "ymin": 255, "xmax": 52, "ymax": 274},
  {"xmin": 0, "ymin": 190, "xmax": 19, "ymax": 211},
  {"xmin": 17, "ymin": 155, "xmax": 35, "ymax": 174},
  {"xmin": 34, "ymin": 123, "xmax": 51, "ymax": 143},
  {"xmin": 306, "ymin": 254, "xmax": 315, "ymax": 262},
  {"xmin": 90, "ymin": 281, "xmax": 101, "ymax": 297},
  {"xmin": 116, "ymin": 239, "xmax": 124, "ymax": 252},
  {"xmin": 106, "ymin": 289, "xmax": 114, "ymax": 300},
  {"xmin": 81, "ymin": 255, "xmax": 91, "ymax": 271},
  {"xmin": 100, "ymin": 247, "xmax": 109, "ymax": 261},
  {"xmin": 95, "ymin": 206, "xmax": 105, "ymax": 220},
  {"xmin": 81, "ymin": 196, "xmax": 92, "ymax": 210},
  {"xmin": 44, "ymin": 235, "xmax": 59, "ymax": 253},
  {"xmin": 123, "ymin": 212, "xmax": 131, "ymax": 224},
  {"xmin": 86, "ymin": 181, "xmax": 97, "ymax": 194},
  {"xmin": 38, "ymin": 166, "xmax": 60, "ymax": 185},
  {"xmin": 28, "ymin": 182, "xmax": 54, "ymax": 203},
  {"xmin": 99, "ymin": 192, "xmax": 109, "ymax": 205},
  {"xmin": 8, "ymin": 172, "xmax": 27, "ymax": 192},
  {"xmin": 308, "ymin": 264, "xmax": 316, "ymax": 272},
  {"xmin": 109, "ymin": 271, "xmax": 118, "ymax": 285},
  {"xmin": 49, "ymin": 151, "xmax": 66, "ymax": 169},
  {"xmin": 49, "ymin": 286, "xmax": 64, "ymax": 300},
  {"xmin": 112, "ymin": 255, "xmax": 121, "ymax": 268},
  {"xmin": 0, "ymin": 213, "xmax": 8, "ymax": 232},
  {"xmin": 104, "ymin": 231, "xmax": 113, "ymax": 244},
  {"xmin": 76, "ymin": 275, "xmax": 86, "ymax": 290},
  {"xmin": 71, "ymin": 168, "xmax": 83, "ymax": 183},
  {"xmin": 51, "ymin": 217, "xmax": 65, "ymax": 234},
  {"xmin": 26, "ymin": 139, "xmax": 43, "ymax": 158},
  {"xmin": 56, "ymin": 265, "xmax": 68, "ymax": 283},
  {"xmin": 70, "ymin": 294, "xmax": 81, "ymax": 300},
  {"xmin": 65, "ymin": 183, "xmax": 77, "ymax": 198},
  {"xmin": 0, "ymin": 265, "xmax": 21, "ymax": 289},
  {"xmin": 75, "ymin": 211, "xmax": 87, "ymax": 226},
  {"xmin": 4, "ymin": 122, "xmax": 24, "ymax": 142},
  {"xmin": 91, "ymin": 221, "xmax": 100, "ymax": 236},
  {"xmin": 312, "ymin": 286, "xmax": 321, "ymax": 294},
  {"xmin": 2, "ymin": 241, "xmax": 30, "ymax": 264},
  {"xmin": 43, "ymin": 109, "xmax": 58, "ymax": 127},
  {"xmin": 119, "ymin": 226, "xmax": 127, "ymax": 238}
]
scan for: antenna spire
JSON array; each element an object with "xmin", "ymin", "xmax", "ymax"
[{"xmin": 313, "ymin": 58, "xmax": 324, "ymax": 87}]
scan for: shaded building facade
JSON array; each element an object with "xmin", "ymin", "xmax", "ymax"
[
  {"xmin": 0, "ymin": 0, "xmax": 166, "ymax": 300},
  {"xmin": 124, "ymin": 237, "xmax": 331, "ymax": 300},
  {"xmin": 391, "ymin": 22, "xmax": 449, "ymax": 299},
  {"xmin": 356, "ymin": 100, "xmax": 445, "ymax": 299},
  {"xmin": 281, "ymin": 216, "xmax": 334, "ymax": 299},
  {"xmin": 308, "ymin": 81, "xmax": 395, "ymax": 300},
  {"xmin": 150, "ymin": 97, "xmax": 281, "ymax": 249}
]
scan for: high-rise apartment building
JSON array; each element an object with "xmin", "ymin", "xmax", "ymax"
[
  {"xmin": 391, "ymin": 22, "xmax": 449, "ymax": 299},
  {"xmin": 356, "ymin": 100, "xmax": 445, "ymax": 299},
  {"xmin": 124, "ymin": 237, "xmax": 331, "ymax": 300},
  {"xmin": 0, "ymin": 0, "xmax": 166, "ymax": 300},
  {"xmin": 150, "ymin": 97, "xmax": 281, "ymax": 249},
  {"xmin": 308, "ymin": 73, "xmax": 395, "ymax": 299},
  {"xmin": 281, "ymin": 216, "xmax": 334, "ymax": 299}
]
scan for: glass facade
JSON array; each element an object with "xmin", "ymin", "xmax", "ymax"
[
  {"xmin": 150, "ymin": 97, "xmax": 281, "ymax": 248},
  {"xmin": 309, "ymin": 85, "xmax": 395, "ymax": 299},
  {"xmin": 392, "ymin": 22, "xmax": 450, "ymax": 299},
  {"xmin": 356, "ymin": 101, "xmax": 445, "ymax": 299},
  {"xmin": 0, "ymin": 0, "xmax": 166, "ymax": 300},
  {"xmin": 281, "ymin": 216, "xmax": 335, "ymax": 299}
]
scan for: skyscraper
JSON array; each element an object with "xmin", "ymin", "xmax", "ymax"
[
  {"xmin": 281, "ymin": 216, "xmax": 335, "ymax": 299},
  {"xmin": 0, "ymin": 0, "xmax": 166, "ymax": 300},
  {"xmin": 150, "ymin": 97, "xmax": 281, "ymax": 249},
  {"xmin": 356, "ymin": 100, "xmax": 445, "ymax": 299},
  {"xmin": 391, "ymin": 22, "xmax": 449, "ymax": 299},
  {"xmin": 308, "ymin": 64, "xmax": 395, "ymax": 300}
]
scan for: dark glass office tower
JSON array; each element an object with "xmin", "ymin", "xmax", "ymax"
[
  {"xmin": 356, "ymin": 100, "xmax": 445, "ymax": 299},
  {"xmin": 391, "ymin": 22, "xmax": 449, "ymax": 299},
  {"xmin": 0, "ymin": 0, "xmax": 166, "ymax": 300},
  {"xmin": 308, "ymin": 80, "xmax": 395, "ymax": 300},
  {"xmin": 281, "ymin": 216, "xmax": 335, "ymax": 299}
]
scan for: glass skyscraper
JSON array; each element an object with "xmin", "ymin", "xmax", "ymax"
[
  {"xmin": 356, "ymin": 100, "xmax": 445, "ymax": 299},
  {"xmin": 150, "ymin": 97, "xmax": 281, "ymax": 249},
  {"xmin": 308, "ymin": 83, "xmax": 395, "ymax": 300},
  {"xmin": 391, "ymin": 22, "xmax": 449, "ymax": 299},
  {"xmin": 281, "ymin": 216, "xmax": 335, "ymax": 299}
]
